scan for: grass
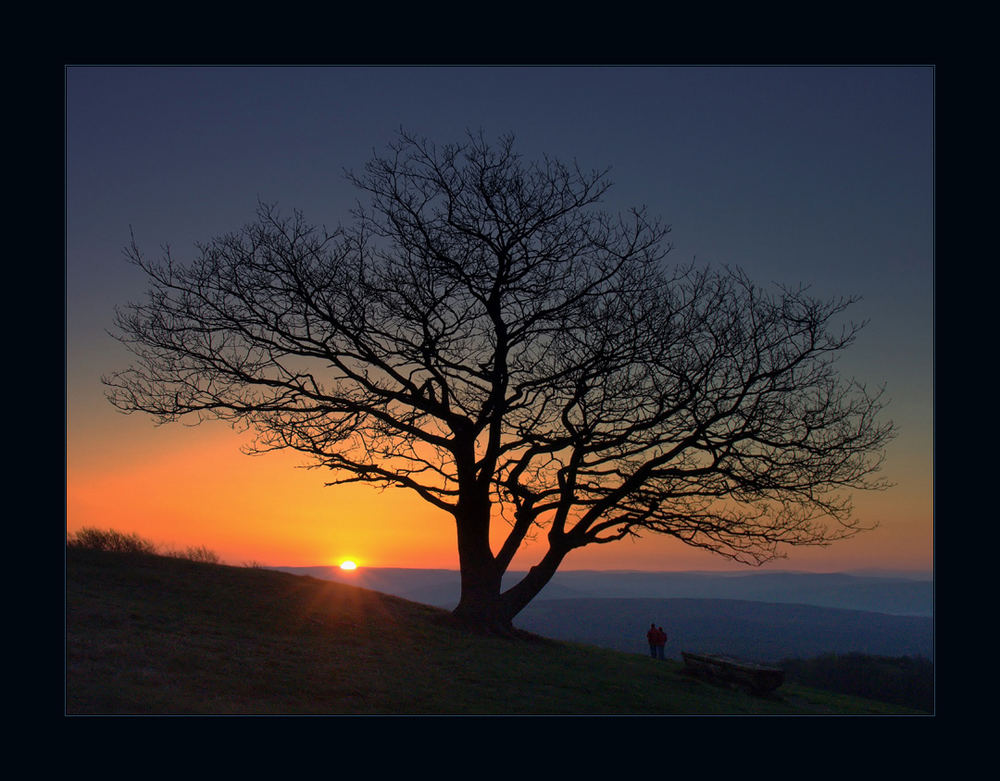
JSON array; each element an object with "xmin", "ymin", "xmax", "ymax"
[{"xmin": 65, "ymin": 547, "xmax": 928, "ymax": 715}]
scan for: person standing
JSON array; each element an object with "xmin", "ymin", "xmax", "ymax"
[
  {"xmin": 655, "ymin": 625, "xmax": 667, "ymax": 660},
  {"xmin": 646, "ymin": 623, "xmax": 659, "ymax": 658}
]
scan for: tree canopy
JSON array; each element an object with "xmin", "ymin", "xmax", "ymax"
[{"xmin": 106, "ymin": 131, "xmax": 894, "ymax": 631}]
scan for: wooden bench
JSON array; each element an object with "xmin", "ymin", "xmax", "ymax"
[{"xmin": 681, "ymin": 651, "xmax": 784, "ymax": 694}]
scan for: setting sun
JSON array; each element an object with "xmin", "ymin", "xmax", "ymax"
[{"xmin": 339, "ymin": 560, "xmax": 358, "ymax": 570}]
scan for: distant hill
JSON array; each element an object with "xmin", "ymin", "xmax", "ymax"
[
  {"xmin": 274, "ymin": 566, "xmax": 933, "ymax": 616},
  {"xmin": 515, "ymin": 597, "xmax": 933, "ymax": 663},
  {"xmin": 66, "ymin": 548, "xmax": 927, "ymax": 714},
  {"xmin": 542, "ymin": 571, "xmax": 934, "ymax": 617}
]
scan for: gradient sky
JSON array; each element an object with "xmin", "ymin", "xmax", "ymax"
[{"xmin": 65, "ymin": 65, "xmax": 933, "ymax": 573}]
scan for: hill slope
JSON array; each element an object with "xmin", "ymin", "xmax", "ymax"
[{"xmin": 65, "ymin": 549, "xmax": 925, "ymax": 715}]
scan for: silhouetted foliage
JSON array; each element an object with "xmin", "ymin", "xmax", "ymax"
[
  {"xmin": 779, "ymin": 653, "xmax": 933, "ymax": 712},
  {"xmin": 174, "ymin": 545, "xmax": 222, "ymax": 564},
  {"xmin": 68, "ymin": 527, "xmax": 158, "ymax": 555},
  {"xmin": 105, "ymin": 130, "xmax": 894, "ymax": 631},
  {"xmin": 67, "ymin": 527, "xmax": 222, "ymax": 564}
]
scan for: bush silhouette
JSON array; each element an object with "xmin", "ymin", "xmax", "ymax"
[
  {"xmin": 68, "ymin": 527, "xmax": 158, "ymax": 555},
  {"xmin": 68, "ymin": 527, "xmax": 222, "ymax": 564},
  {"xmin": 175, "ymin": 545, "xmax": 222, "ymax": 564}
]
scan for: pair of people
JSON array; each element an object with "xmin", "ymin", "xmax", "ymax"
[{"xmin": 646, "ymin": 623, "xmax": 668, "ymax": 659}]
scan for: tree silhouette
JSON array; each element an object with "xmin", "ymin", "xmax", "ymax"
[{"xmin": 105, "ymin": 131, "xmax": 894, "ymax": 632}]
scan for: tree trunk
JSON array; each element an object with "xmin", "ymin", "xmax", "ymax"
[
  {"xmin": 451, "ymin": 502, "xmax": 569, "ymax": 634},
  {"xmin": 452, "ymin": 570, "xmax": 509, "ymax": 632},
  {"xmin": 451, "ymin": 499, "xmax": 509, "ymax": 633}
]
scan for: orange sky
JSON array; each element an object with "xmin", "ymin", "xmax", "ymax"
[
  {"xmin": 66, "ymin": 411, "xmax": 933, "ymax": 573},
  {"xmin": 64, "ymin": 68, "xmax": 933, "ymax": 576}
]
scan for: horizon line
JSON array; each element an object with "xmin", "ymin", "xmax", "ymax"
[{"xmin": 272, "ymin": 564, "xmax": 933, "ymax": 577}]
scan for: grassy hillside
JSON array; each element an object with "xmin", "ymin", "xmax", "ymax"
[{"xmin": 65, "ymin": 548, "xmax": 927, "ymax": 715}]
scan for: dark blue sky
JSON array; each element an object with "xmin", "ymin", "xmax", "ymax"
[{"xmin": 66, "ymin": 66, "xmax": 933, "ymax": 570}]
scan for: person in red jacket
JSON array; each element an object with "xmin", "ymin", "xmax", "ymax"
[
  {"xmin": 655, "ymin": 625, "xmax": 668, "ymax": 659},
  {"xmin": 646, "ymin": 623, "xmax": 659, "ymax": 657}
]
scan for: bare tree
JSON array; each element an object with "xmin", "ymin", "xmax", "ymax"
[{"xmin": 105, "ymin": 131, "xmax": 894, "ymax": 633}]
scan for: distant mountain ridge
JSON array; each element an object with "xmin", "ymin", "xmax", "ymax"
[
  {"xmin": 516, "ymin": 597, "xmax": 933, "ymax": 663},
  {"xmin": 272, "ymin": 567, "xmax": 933, "ymax": 617}
]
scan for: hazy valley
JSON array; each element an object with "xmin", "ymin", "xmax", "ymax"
[{"xmin": 274, "ymin": 566, "xmax": 934, "ymax": 663}]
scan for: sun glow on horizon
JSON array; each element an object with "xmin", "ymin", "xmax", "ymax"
[{"xmin": 339, "ymin": 560, "xmax": 358, "ymax": 570}]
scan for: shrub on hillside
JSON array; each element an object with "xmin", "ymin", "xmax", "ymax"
[
  {"xmin": 174, "ymin": 545, "xmax": 222, "ymax": 564},
  {"xmin": 68, "ymin": 527, "xmax": 158, "ymax": 555},
  {"xmin": 68, "ymin": 528, "xmax": 222, "ymax": 564},
  {"xmin": 779, "ymin": 653, "xmax": 933, "ymax": 712}
]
